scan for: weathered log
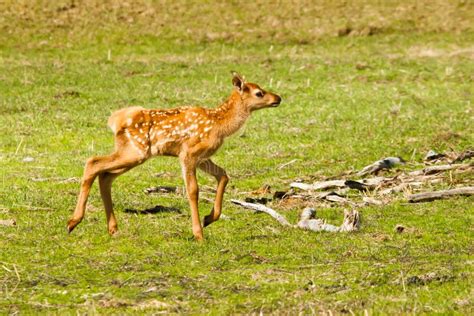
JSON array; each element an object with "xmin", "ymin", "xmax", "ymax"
[
  {"xmin": 408, "ymin": 187, "xmax": 474, "ymax": 203},
  {"xmin": 231, "ymin": 200, "xmax": 360, "ymax": 233}
]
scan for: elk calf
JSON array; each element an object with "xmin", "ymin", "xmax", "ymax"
[{"xmin": 67, "ymin": 72, "xmax": 282, "ymax": 240}]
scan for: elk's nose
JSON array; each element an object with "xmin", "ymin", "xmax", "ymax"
[{"xmin": 271, "ymin": 95, "xmax": 282, "ymax": 106}]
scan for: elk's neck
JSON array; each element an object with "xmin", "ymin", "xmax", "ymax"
[{"xmin": 214, "ymin": 92, "xmax": 250, "ymax": 138}]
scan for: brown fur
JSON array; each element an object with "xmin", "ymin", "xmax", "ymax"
[{"xmin": 67, "ymin": 72, "xmax": 281, "ymax": 240}]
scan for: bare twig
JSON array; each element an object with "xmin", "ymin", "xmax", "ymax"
[
  {"xmin": 277, "ymin": 159, "xmax": 298, "ymax": 170},
  {"xmin": 408, "ymin": 187, "xmax": 474, "ymax": 203}
]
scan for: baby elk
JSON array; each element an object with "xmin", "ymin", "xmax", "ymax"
[{"xmin": 67, "ymin": 72, "xmax": 282, "ymax": 241}]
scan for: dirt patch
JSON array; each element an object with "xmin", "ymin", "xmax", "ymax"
[{"xmin": 1, "ymin": 1, "xmax": 472, "ymax": 45}]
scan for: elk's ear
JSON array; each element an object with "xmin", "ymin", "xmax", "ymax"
[{"xmin": 231, "ymin": 71, "xmax": 245, "ymax": 94}]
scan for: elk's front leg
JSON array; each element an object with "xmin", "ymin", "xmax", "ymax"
[
  {"xmin": 199, "ymin": 159, "xmax": 229, "ymax": 227},
  {"xmin": 180, "ymin": 156, "xmax": 203, "ymax": 241}
]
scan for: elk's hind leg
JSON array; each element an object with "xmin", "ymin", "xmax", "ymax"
[
  {"xmin": 99, "ymin": 170, "xmax": 125, "ymax": 235},
  {"xmin": 67, "ymin": 149, "xmax": 146, "ymax": 233}
]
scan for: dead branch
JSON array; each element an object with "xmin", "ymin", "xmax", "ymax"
[
  {"xmin": 230, "ymin": 199, "xmax": 292, "ymax": 226},
  {"xmin": 291, "ymin": 176, "xmax": 392, "ymax": 192},
  {"xmin": 424, "ymin": 150, "xmax": 446, "ymax": 162},
  {"xmin": 452, "ymin": 150, "xmax": 474, "ymax": 163},
  {"xmin": 290, "ymin": 180, "xmax": 346, "ymax": 191},
  {"xmin": 277, "ymin": 159, "xmax": 298, "ymax": 170},
  {"xmin": 231, "ymin": 200, "xmax": 360, "ymax": 232},
  {"xmin": 409, "ymin": 163, "xmax": 471, "ymax": 176},
  {"xmin": 362, "ymin": 197, "xmax": 384, "ymax": 205},
  {"xmin": 297, "ymin": 208, "xmax": 360, "ymax": 232},
  {"xmin": 360, "ymin": 176, "xmax": 390, "ymax": 187},
  {"xmin": 339, "ymin": 209, "xmax": 361, "ymax": 232},
  {"xmin": 344, "ymin": 180, "xmax": 369, "ymax": 191},
  {"xmin": 408, "ymin": 186, "xmax": 474, "ymax": 203},
  {"xmin": 357, "ymin": 157, "xmax": 405, "ymax": 176},
  {"xmin": 31, "ymin": 177, "xmax": 79, "ymax": 183},
  {"xmin": 324, "ymin": 194, "xmax": 356, "ymax": 206}
]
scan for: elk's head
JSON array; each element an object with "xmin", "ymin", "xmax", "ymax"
[{"xmin": 231, "ymin": 71, "xmax": 282, "ymax": 112}]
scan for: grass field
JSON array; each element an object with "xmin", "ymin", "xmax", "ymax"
[{"xmin": 1, "ymin": 1, "xmax": 473, "ymax": 314}]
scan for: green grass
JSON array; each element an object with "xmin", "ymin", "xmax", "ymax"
[{"xmin": 1, "ymin": 1, "xmax": 473, "ymax": 314}]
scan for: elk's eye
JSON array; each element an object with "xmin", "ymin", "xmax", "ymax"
[{"xmin": 255, "ymin": 91, "xmax": 264, "ymax": 98}]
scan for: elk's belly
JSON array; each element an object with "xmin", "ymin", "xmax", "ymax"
[{"xmin": 150, "ymin": 138, "xmax": 181, "ymax": 157}]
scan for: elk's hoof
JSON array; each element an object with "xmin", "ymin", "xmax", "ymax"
[
  {"xmin": 108, "ymin": 225, "xmax": 118, "ymax": 235},
  {"xmin": 193, "ymin": 230, "xmax": 204, "ymax": 242},
  {"xmin": 203, "ymin": 215, "xmax": 212, "ymax": 227},
  {"xmin": 67, "ymin": 218, "xmax": 81, "ymax": 233}
]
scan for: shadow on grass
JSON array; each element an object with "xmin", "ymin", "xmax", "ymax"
[{"xmin": 124, "ymin": 205, "xmax": 182, "ymax": 214}]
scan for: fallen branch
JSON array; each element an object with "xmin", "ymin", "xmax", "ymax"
[
  {"xmin": 324, "ymin": 194, "xmax": 356, "ymax": 206},
  {"xmin": 362, "ymin": 197, "xmax": 384, "ymax": 206},
  {"xmin": 424, "ymin": 150, "xmax": 446, "ymax": 162},
  {"xmin": 452, "ymin": 150, "xmax": 474, "ymax": 163},
  {"xmin": 290, "ymin": 180, "xmax": 346, "ymax": 191},
  {"xmin": 230, "ymin": 199, "xmax": 292, "ymax": 226},
  {"xmin": 291, "ymin": 176, "xmax": 391, "ymax": 192},
  {"xmin": 31, "ymin": 177, "xmax": 79, "ymax": 183},
  {"xmin": 298, "ymin": 208, "xmax": 360, "ymax": 232},
  {"xmin": 409, "ymin": 163, "xmax": 470, "ymax": 176},
  {"xmin": 231, "ymin": 199, "xmax": 360, "ymax": 232},
  {"xmin": 408, "ymin": 186, "xmax": 474, "ymax": 203}
]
